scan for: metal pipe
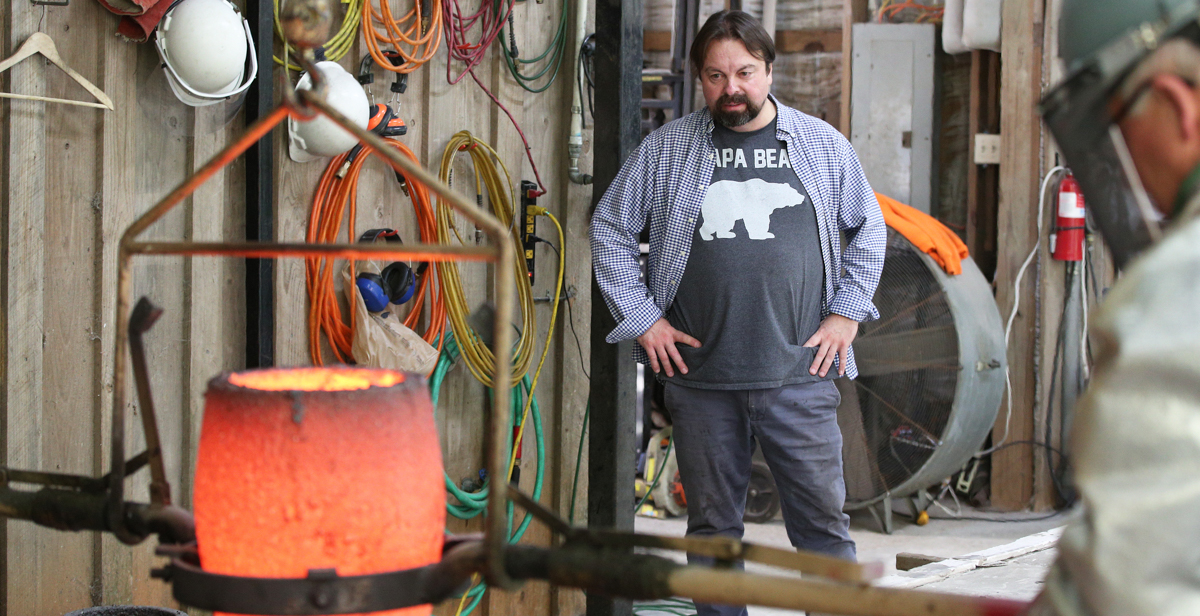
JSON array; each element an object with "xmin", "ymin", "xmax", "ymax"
[
  {"xmin": 502, "ymin": 545, "xmax": 1028, "ymax": 616},
  {"xmin": 121, "ymin": 106, "xmax": 293, "ymax": 246},
  {"xmin": 506, "ymin": 485, "xmax": 878, "ymax": 583},
  {"xmin": 486, "ymin": 231, "xmax": 517, "ymax": 588},
  {"xmin": 668, "ymin": 568, "xmax": 1027, "ymax": 616},
  {"xmin": 130, "ymin": 503, "xmax": 196, "ymax": 545},
  {"xmin": 128, "ymin": 297, "xmax": 171, "ymax": 507},
  {"xmin": 1059, "ymin": 263, "xmax": 1082, "ymax": 464},
  {"xmin": 125, "ymin": 242, "xmax": 496, "ymax": 261},
  {"xmin": 568, "ymin": 0, "xmax": 593, "ymax": 185}
]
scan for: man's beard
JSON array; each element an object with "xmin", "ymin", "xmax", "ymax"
[{"xmin": 712, "ymin": 93, "xmax": 763, "ymax": 128}]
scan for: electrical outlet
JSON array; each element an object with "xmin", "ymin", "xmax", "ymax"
[{"xmin": 974, "ymin": 134, "xmax": 1002, "ymax": 165}]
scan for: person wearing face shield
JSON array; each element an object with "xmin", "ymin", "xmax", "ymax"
[{"xmin": 1031, "ymin": 1, "xmax": 1200, "ymax": 615}]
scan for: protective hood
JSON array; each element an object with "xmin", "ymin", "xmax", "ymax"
[{"xmin": 1039, "ymin": 3, "xmax": 1200, "ymax": 268}]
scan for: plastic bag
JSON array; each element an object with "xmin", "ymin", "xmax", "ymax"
[{"xmin": 342, "ymin": 263, "xmax": 438, "ymax": 375}]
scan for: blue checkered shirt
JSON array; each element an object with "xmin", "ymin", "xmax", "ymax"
[{"xmin": 590, "ymin": 97, "xmax": 885, "ymax": 379}]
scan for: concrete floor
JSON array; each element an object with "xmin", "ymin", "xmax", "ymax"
[
  {"xmin": 921, "ymin": 548, "xmax": 1056, "ymax": 601},
  {"xmin": 632, "ymin": 504, "xmax": 1072, "ymax": 615}
]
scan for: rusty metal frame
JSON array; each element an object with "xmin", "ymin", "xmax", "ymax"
[
  {"xmin": 106, "ymin": 60, "xmax": 517, "ymax": 586},
  {"xmin": 506, "ymin": 486, "xmax": 882, "ymax": 583},
  {"xmin": 155, "ymin": 537, "xmax": 486, "ymax": 614}
]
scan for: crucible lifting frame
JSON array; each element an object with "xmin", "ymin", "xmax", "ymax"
[{"xmin": 105, "ymin": 59, "xmax": 520, "ymax": 588}]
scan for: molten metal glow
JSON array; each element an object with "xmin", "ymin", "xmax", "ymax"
[
  {"xmin": 195, "ymin": 367, "xmax": 444, "ymax": 616},
  {"xmin": 227, "ymin": 366, "xmax": 405, "ymax": 391}
]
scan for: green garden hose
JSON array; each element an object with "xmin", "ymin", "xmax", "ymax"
[
  {"xmin": 496, "ymin": 0, "xmax": 569, "ymax": 93},
  {"xmin": 430, "ymin": 332, "xmax": 545, "ymax": 616}
]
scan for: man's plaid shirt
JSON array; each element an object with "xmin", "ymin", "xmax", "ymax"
[{"xmin": 590, "ymin": 96, "xmax": 885, "ymax": 379}]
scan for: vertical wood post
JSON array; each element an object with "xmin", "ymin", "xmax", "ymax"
[
  {"xmin": 839, "ymin": 0, "xmax": 868, "ymax": 138},
  {"xmin": 992, "ymin": 0, "xmax": 1046, "ymax": 510}
]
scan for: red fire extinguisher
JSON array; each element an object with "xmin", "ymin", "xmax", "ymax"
[{"xmin": 1052, "ymin": 174, "xmax": 1086, "ymax": 261}]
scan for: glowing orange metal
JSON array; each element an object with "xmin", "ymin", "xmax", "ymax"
[{"xmin": 195, "ymin": 367, "xmax": 443, "ymax": 616}]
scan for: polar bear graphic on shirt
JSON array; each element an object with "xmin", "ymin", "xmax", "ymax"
[{"xmin": 698, "ymin": 178, "xmax": 806, "ymax": 241}]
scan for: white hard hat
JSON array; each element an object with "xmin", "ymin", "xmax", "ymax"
[
  {"xmin": 155, "ymin": 0, "xmax": 257, "ymax": 107},
  {"xmin": 287, "ymin": 61, "xmax": 370, "ymax": 163}
]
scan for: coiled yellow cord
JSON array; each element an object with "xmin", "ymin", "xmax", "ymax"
[
  {"xmin": 273, "ymin": 0, "xmax": 365, "ymax": 71},
  {"xmin": 436, "ymin": 131, "xmax": 535, "ymax": 387}
]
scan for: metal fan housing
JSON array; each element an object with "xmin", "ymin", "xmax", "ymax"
[{"xmin": 838, "ymin": 230, "xmax": 1007, "ymax": 528}]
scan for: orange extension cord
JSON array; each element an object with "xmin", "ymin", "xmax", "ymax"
[
  {"xmin": 877, "ymin": 0, "xmax": 944, "ymax": 23},
  {"xmin": 362, "ymin": 0, "xmax": 443, "ymax": 74},
  {"xmin": 306, "ymin": 139, "xmax": 445, "ymax": 366}
]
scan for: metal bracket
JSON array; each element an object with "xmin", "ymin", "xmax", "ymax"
[
  {"xmin": 533, "ymin": 286, "xmax": 579, "ymax": 304},
  {"xmin": 866, "ymin": 494, "xmax": 895, "ymax": 534},
  {"xmin": 154, "ymin": 539, "xmax": 483, "ymax": 615}
]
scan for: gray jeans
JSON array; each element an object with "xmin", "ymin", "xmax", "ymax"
[{"xmin": 663, "ymin": 380, "xmax": 855, "ymax": 616}]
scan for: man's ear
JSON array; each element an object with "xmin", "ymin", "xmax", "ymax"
[{"xmin": 1154, "ymin": 73, "xmax": 1200, "ymax": 144}]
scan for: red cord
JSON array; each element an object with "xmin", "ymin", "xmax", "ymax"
[
  {"xmin": 441, "ymin": 0, "xmax": 515, "ymax": 85},
  {"xmin": 440, "ymin": 0, "xmax": 546, "ymax": 195},
  {"xmin": 467, "ymin": 68, "xmax": 547, "ymax": 196}
]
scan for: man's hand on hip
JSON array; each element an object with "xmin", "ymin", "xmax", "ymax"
[
  {"xmin": 637, "ymin": 318, "xmax": 702, "ymax": 378},
  {"xmin": 804, "ymin": 314, "xmax": 859, "ymax": 378}
]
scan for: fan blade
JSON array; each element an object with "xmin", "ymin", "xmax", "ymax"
[{"xmin": 853, "ymin": 325, "xmax": 958, "ymax": 377}]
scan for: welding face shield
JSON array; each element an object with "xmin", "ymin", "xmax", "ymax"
[{"xmin": 1039, "ymin": 9, "xmax": 1200, "ymax": 269}]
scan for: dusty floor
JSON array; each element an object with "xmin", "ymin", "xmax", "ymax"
[
  {"xmin": 632, "ymin": 503, "xmax": 1072, "ymax": 615},
  {"xmin": 921, "ymin": 548, "xmax": 1056, "ymax": 601}
]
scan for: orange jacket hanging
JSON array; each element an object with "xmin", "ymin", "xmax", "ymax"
[{"xmin": 875, "ymin": 192, "xmax": 970, "ymax": 275}]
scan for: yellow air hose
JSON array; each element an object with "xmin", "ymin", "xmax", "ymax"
[{"xmin": 436, "ymin": 131, "xmax": 536, "ymax": 387}]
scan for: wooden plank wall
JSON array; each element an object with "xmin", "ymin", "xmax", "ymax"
[
  {"xmin": 0, "ymin": 0, "xmax": 592, "ymax": 614},
  {"xmin": 1, "ymin": 1, "xmax": 246, "ymax": 612}
]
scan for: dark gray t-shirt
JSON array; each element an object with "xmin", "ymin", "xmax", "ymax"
[{"xmin": 664, "ymin": 118, "xmax": 828, "ymax": 389}]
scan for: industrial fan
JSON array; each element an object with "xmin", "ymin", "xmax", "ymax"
[{"xmin": 837, "ymin": 228, "xmax": 1006, "ymax": 532}]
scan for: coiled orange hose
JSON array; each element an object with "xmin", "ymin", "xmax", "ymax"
[
  {"xmin": 362, "ymin": 0, "xmax": 443, "ymax": 74},
  {"xmin": 306, "ymin": 138, "xmax": 445, "ymax": 366}
]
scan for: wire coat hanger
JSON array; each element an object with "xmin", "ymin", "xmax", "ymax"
[{"xmin": 0, "ymin": 32, "xmax": 115, "ymax": 110}]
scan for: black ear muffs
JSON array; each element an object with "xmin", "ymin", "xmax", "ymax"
[
  {"xmin": 355, "ymin": 229, "xmax": 416, "ymax": 311},
  {"xmin": 380, "ymin": 261, "xmax": 416, "ymax": 304}
]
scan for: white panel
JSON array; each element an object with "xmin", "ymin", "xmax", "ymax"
[
  {"xmin": 866, "ymin": 38, "xmax": 914, "ymax": 203},
  {"xmin": 851, "ymin": 23, "xmax": 936, "ymax": 213}
]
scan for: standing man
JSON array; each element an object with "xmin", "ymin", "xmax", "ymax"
[
  {"xmin": 590, "ymin": 11, "xmax": 885, "ymax": 616},
  {"xmin": 1032, "ymin": 1, "xmax": 1200, "ymax": 615}
]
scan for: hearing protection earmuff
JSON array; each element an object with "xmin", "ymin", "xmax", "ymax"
[{"xmin": 355, "ymin": 228, "xmax": 416, "ymax": 312}]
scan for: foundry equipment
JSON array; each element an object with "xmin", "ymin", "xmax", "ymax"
[{"xmin": 0, "ymin": 4, "xmax": 1031, "ymax": 616}]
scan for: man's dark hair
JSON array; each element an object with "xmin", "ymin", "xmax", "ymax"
[{"xmin": 689, "ymin": 11, "xmax": 776, "ymax": 77}]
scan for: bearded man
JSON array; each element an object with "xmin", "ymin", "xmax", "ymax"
[{"xmin": 590, "ymin": 11, "xmax": 885, "ymax": 616}]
